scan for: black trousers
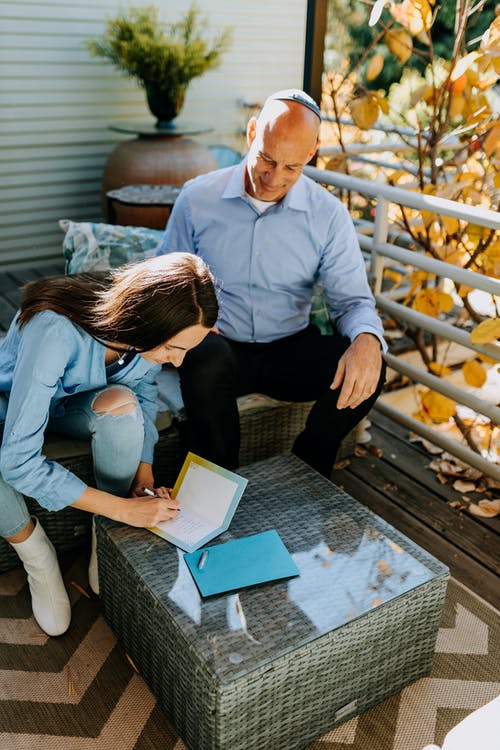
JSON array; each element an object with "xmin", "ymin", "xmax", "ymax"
[{"xmin": 178, "ymin": 325, "xmax": 386, "ymax": 477}]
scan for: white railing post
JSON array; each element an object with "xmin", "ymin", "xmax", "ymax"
[{"xmin": 371, "ymin": 197, "xmax": 388, "ymax": 296}]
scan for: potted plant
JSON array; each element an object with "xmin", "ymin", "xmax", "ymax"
[{"xmin": 87, "ymin": 3, "xmax": 232, "ymax": 128}]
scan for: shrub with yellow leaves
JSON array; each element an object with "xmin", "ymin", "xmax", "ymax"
[{"xmin": 321, "ymin": 0, "xmax": 499, "ymax": 470}]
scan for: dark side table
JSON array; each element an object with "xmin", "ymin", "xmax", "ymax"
[{"xmin": 106, "ymin": 184, "xmax": 182, "ymax": 230}]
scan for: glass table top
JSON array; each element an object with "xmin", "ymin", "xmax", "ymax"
[{"xmin": 99, "ymin": 454, "xmax": 448, "ymax": 684}]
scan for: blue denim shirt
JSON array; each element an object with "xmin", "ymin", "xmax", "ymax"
[
  {"xmin": 0, "ymin": 310, "xmax": 161, "ymax": 510},
  {"xmin": 157, "ymin": 159, "xmax": 385, "ymax": 347}
]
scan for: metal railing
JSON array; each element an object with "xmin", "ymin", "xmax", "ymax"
[{"xmin": 305, "ymin": 165, "xmax": 500, "ymax": 481}]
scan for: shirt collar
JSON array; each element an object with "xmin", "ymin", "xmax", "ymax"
[{"xmin": 222, "ymin": 157, "xmax": 310, "ymax": 212}]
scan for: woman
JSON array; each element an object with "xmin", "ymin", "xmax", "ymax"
[{"xmin": 0, "ymin": 253, "xmax": 218, "ymax": 636}]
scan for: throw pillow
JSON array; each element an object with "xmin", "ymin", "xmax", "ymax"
[{"xmin": 60, "ymin": 219, "xmax": 163, "ymax": 274}]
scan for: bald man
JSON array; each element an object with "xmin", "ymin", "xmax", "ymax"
[{"xmin": 157, "ymin": 89, "xmax": 386, "ymax": 477}]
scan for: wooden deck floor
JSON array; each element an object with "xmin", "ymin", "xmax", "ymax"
[{"xmin": 1, "ymin": 265, "xmax": 499, "ymax": 607}]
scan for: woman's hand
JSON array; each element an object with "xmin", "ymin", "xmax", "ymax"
[
  {"xmin": 118, "ymin": 494, "xmax": 180, "ymax": 528},
  {"xmin": 71, "ymin": 483, "xmax": 180, "ymax": 529},
  {"xmin": 130, "ymin": 461, "xmax": 155, "ymax": 497}
]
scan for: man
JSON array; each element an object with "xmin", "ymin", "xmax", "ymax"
[{"xmin": 157, "ymin": 89, "xmax": 386, "ymax": 477}]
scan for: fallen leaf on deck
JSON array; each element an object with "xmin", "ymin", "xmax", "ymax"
[
  {"xmin": 429, "ymin": 459, "xmax": 463, "ymax": 476},
  {"xmin": 448, "ymin": 500, "xmax": 467, "ymax": 510},
  {"xmin": 461, "ymin": 467, "xmax": 484, "ymax": 481},
  {"xmin": 354, "ymin": 445, "xmax": 368, "ymax": 457},
  {"xmin": 382, "ymin": 482, "xmax": 398, "ymax": 492},
  {"xmin": 485, "ymin": 477, "xmax": 500, "ymax": 491},
  {"xmin": 421, "ymin": 439, "xmax": 443, "ymax": 455},
  {"xmin": 367, "ymin": 444, "xmax": 384, "ymax": 458},
  {"xmin": 70, "ymin": 580, "xmax": 91, "ymax": 599},
  {"xmin": 437, "ymin": 472, "xmax": 449, "ymax": 484},
  {"xmin": 452, "ymin": 480, "xmax": 477, "ymax": 493},
  {"xmin": 333, "ymin": 458, "xmax": 351, "ymax": 470},
  {"xmin": 468, "ymin": 499, "xmax": 500, "ymax": 517}
]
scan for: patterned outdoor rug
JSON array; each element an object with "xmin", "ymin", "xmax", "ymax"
[{"xmin": 0, "ymin": 550, "xmax": 498, "ymax": 750}]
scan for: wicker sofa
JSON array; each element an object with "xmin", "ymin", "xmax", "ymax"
[{"xmin": 0, "ymin": 221, "xmax": 365, "ymax": 573}]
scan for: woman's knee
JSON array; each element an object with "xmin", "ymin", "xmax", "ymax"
[{"xmin": 91, "ymin": 386, "xmax": 138, "ymax": 416}]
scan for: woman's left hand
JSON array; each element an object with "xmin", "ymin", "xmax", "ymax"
[{"xmin": 130, "ymin": 461, "xmax": 157, "ymax": 498}]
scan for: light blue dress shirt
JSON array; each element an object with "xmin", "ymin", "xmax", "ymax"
[
  {"xmin": 0, "ymin": 310, "xmax": 161, "ymax": 510},
  {"xmin": 157, "ymin": 159, "xmax": 385, "ymax": 346}
]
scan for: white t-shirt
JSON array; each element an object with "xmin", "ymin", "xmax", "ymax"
[{"xmin": 245, "ymin": 193, "xmax": 277, "ymax": 214}]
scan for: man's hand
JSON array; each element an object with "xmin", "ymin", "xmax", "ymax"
[{"xmin": 330, "ymin": 333, "xmax": 383, "ymax": 409}]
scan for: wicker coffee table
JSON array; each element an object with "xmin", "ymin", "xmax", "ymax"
[{"xmin": 96, "ymin": 454, "xmax": 449, "ymax": 750}]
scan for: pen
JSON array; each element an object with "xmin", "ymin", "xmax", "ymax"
[
  {"xmin": 198, "ymin": 550, "xmax": 209, "ymax": 570},
  {"xmin": 141, "ymin": 486, "xmax": 181, "ymax": 512}
]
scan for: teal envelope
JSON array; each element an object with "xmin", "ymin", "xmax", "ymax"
[{"xmin": 184, "ymin": 529, "xmax": 300, "ymax": 597}]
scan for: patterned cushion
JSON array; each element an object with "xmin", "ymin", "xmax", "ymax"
[{"xmin": 60, "ymin": 219, "xmax": 163, "ymax": 274}]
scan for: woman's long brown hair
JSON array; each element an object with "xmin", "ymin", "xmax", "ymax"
[{"xmin": 18, "ymin": 253, "xmax": 218, "ymax": 351}]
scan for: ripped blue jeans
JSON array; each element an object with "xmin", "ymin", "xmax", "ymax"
[{"xmin": 0, "ymin": 386, "xmax": 144, "ymax": 538}]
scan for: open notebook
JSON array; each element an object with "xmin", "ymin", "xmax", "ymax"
[{"xmin": 148, "ymin": 452, "xmax": 248, "ymax": 553}]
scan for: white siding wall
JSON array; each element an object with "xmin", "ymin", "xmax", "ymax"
[{"xmin": 0, "ymin": 0, "xmax": 308, "ymax": 268}]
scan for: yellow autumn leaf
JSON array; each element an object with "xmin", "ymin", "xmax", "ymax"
[
  {"xmin": 384, "ymin": 269, "xmax": 403, "ymax": 287},
  {"xmin": 389, "ymin": 169, "xmax": 410, "ymax": 184},
  {"xmin": 441, "ymin": 216, "xmax": 461, "ymax": 235},
  {"xmin": 385, "ymin": 29, "xmax": 413, "ymax": 64},
  {"xmin": 470, "ymin": 318, "xmax": 500, "ymax": 344},
  {"xmin": 494, "ymin": 172, "xmax": 500, "ymax": 188},
  {"xmin": 350, "ymin": 95, "xmax": 379, "ymax": 129},
  {"xmin": 367, "ymin": 53, "xmax": 384, "ymax": 81},
  {"xmin": 410, "ymin": 83, "xmax": 428, "ymax": 107},
  {"xmin": 481, "ymin": 16, "xmax": 500, "ymax": 54},
  {"xmin": 462, "ymin": 359, "xmax": 487, "ymax": 387},
  {"xmin": 457, "ymin": 284, "xmax": 474, "ymax": 298},
  {"xmin": 438, "ymin": 291, "xmax": 454, "ymax": 313},
  {"xmin": 477, "ymin": 352, "xmax": 497, "ymax": 364},
  {"xmin": 483, "ymin": 124, "xmax": 500, "ymax": 157},
  {"xmin": 476, "ymin": 75, "xmax": 499, "ymax": 91},
  {"xmin": 409, "ymin": 269, "xmax": 430, "ymax": 284},
  {"xmin": 412, "ymin": 288, "xmax": 440, "ymax": 317},
  {"xmin": 413, "ymin": 0, "xmax": 433, "ymax": 30},
  {"xmin": 451, "ymin": 52, "xmax": 480, "ymax": 81},
  {"xmin": 375, "ymin": 90, "xmax": 389, "ymax": 114},
  {"xmin": 419, "ymin": 184, "xmax": 438, "ymax": 227},
  {"xmin": 429, "ymin": 362, "xmax": 452, "ymax": 376},
  {"xmin": 485, "ymin": 240, "xmax": 500, "ymax": 260},
  {"xmin": 412, "ymin": 408, "xmax": 433, "ymax": 424},
  {"xmin": 390, "ymin": 0, "xmax": 432, "ymax": 34},
  {"xmin": 449, "ymin": 95, "xmax": 465, "ymax": 118},
  {"xmin": 421, "ymin": 390, "xmax": 456, "ymax": 423}
]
